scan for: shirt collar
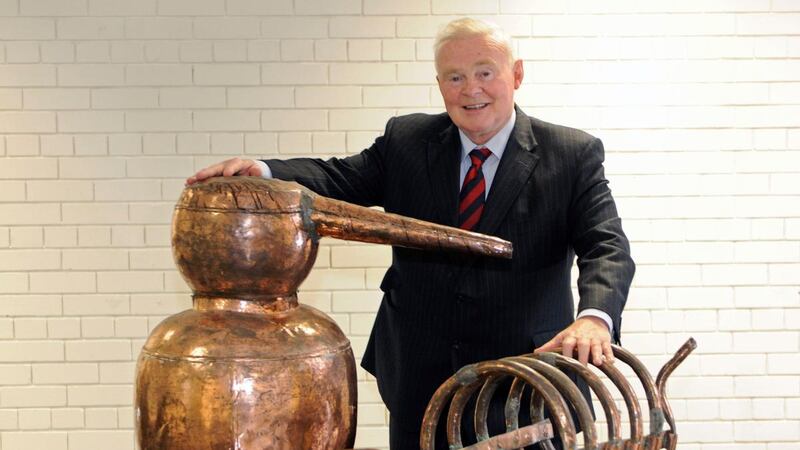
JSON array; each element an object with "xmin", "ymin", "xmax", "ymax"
[{"xmin": 458, "ymin": 109, "xmax": 516, "ymax": 161}]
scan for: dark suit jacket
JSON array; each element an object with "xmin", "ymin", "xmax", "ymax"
[{"xmin": 265, "ymin": 106, "xmax": 635, "ymax": 427}]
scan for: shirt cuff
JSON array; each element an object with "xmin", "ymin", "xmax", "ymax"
[
  {"xmin": 253, "ymin": 160, "xmax": 272, "ymax": 179},
  {"xmin": 577, "ymin": 308, "xmax": 614, "ymax": 335}
]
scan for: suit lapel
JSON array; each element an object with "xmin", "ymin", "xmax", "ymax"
[
  {"xmin": 475, "ymin": 108, "xmax": 540, "ymax": 236},
  {"xmin": 426, "ymin": 123, "xmax": 461, "ymax": 227}
]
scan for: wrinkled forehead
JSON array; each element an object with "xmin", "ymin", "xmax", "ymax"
[{"xmin": 435, "ymin": 35, "xmax": 511, "ymax": 74}]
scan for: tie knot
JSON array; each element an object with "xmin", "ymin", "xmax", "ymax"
[{"xmin": 469, "ymin": 147, "xmax": 491, "ymax": 167}]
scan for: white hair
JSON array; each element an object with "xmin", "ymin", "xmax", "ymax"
[{"xmin": 433, "ymin": 18, "xmax": 515, "ymax": 68}]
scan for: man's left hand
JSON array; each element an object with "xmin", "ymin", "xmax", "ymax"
[{"xmin": 533, "ymin": 316, "xmax": 614, "ymax": 366}]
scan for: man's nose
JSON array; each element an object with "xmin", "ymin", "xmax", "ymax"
[{"xmin": 462, "ymin": 77, "xmax": 482, "ymax": 96}]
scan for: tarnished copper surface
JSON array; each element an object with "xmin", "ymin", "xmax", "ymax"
[
  {"xmin": 136, "ymin": 177, "xmax": 513, "ymax": 450},
  {"xmin": 421, "ymin": 339, "xmax": 697, "ymax": 450}
]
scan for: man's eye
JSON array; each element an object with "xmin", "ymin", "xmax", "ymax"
[{"xmin": 449, "ymin": 75, "xmax": 462, "ymax": 83}]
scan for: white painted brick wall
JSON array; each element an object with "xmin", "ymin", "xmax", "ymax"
[{"xmin": 0, "ymin": 2, "xmax": 798, "ymax": 449}]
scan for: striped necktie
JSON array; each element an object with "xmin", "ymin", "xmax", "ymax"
[{"xmin": 458, "ymin": 147, "xmax": 492, "ymax": 230}]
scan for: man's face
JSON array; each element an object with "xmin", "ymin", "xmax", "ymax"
[{"xmin": 436, "ymin": 35, "xmax": 524, "ymax": 145}]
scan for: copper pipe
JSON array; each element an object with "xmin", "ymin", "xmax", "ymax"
[
  {"xmin": 656, "ymin": 338, "xmax": 697, "ymax": 434},
  {"xmin": 534, "ymin": 352, "xmax": 623, "ymax": 448},
  {"xmin": 593, "ymin": 357, "xmax": 644, "ymax": 448},
  {"xmin": 507, "ymin": 356, "xmax": 598, "ymax": 450},
  {"xmin": 446, "ymin": 380, "xmax": 484, "ymax": 447},
  {"xmin": 311, "ymin": 195, "xmax": 512, "ymax": 259},
  {"xmin": 420, "ymin": 360, "xmax": 577, "ymax": 450},
  {"xmin": 473, "ymin": 374, "xmax": 504, "ymax": 441},
  {"xmin": 460, "ymin": 421, "xmax": 554, "ymax": 450},
  {"xmin": 611, "ymin": 345, "xmax": 664, "ymax": 436}
]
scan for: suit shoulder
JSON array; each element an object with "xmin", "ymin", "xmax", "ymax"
[
  {"xmin": 529, "ymin": 116, "xmax": 598, "ymax": 150},
  {"xmin": 386, "ymin": 112, "xmax": 452, "ymax": 141}
]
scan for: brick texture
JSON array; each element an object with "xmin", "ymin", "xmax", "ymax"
[{"xmin": 0, "ymin": 4, "xmax": 798, "ymax": 450}]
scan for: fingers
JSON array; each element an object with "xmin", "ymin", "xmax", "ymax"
[
  {"xmin": 602, "ymin": 341, "xmax": 615, "ymax": 365},
  {"xmin": 185, "ymin": 158, "xmax": 259, "ymax": 185},
  {"xmin": 533, "ymin": 333, "xmax": 563, "ymax": 354}
]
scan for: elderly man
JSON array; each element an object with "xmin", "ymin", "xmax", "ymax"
[{"xmin": 188, "ymin": 18, "xmax": 634, "ymax": 449}]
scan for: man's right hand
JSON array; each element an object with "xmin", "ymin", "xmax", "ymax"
[{"xmin": 185, "ymin": 157, "xmax": 263, "ymax": 185}]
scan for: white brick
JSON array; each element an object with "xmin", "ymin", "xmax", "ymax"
[
  {"xmin": 9, "ymin": 227, "xmax": 43, "ymax": 247},
  {"xmin": 365, "ymin": 0, "xmax": 429, "ymax": 14},
  {"xmin": 194, "ymin": 110, "xmax": 260, "ymax": 131},
  {"xmin": 0, "ymin": 204, "xmax": 60, "ymax": 225},
  {"xmin": 58, "ymin": 111, "xmax": 123, "ymax": 132},
  {"xmin": 261, "ymin": 109, "xmax": 326, "ymax": 131},
  {"xmin": 157, "ymin": 0, "xmax": 223, "ymax": 15},
  {"xmin": 63, "ymin": 294, "xmax": 129, "ymax": 316},
  {"xmin": 703, "ymin": 264, "xmax": 768, "ymax": 286},
  {"xmin": 21, "ymin": 0, "xmax": 86, "ymax": 15},
  {"xmin": 193, "ymin": 17, "xmax": 259, "ymax": 39},
  {"xmin": 84, "ymin": 408, "xmax": 117, "ymax": 429},
  {"xmin": 736, "ymin": 287, "xmax": 800, "ymax": 308},
  {"xmin": 227, "ymin": 0, "xmax": 291, "ymax": 15},
  {"xmin": 330, "ymin": 63, "xmax": 396, "ymax": 85},
  {"xmin": 41, "ymin": 42, "xmax": 75, "ymax": 63},
  {"xmin": 82, "ymin": 317, "xmax": 114, "ymax": 338},
  {"xmin": 719, "ymin": 309, "xmax": 752, "ymax": 331},
  {"xmin": 752, "ymin": 309, "xmax": 787, "ymax": 330},
  {"xmin": 88, "ymin": 0, "xmax": 156, "ymax": 15},
  {"xmin": 142, "ymin": 133, "xmax": 175, "ymax": 154},
  {"xmin": 90, "ymin": 88, "xmax": 157, "ymax": 109},
  {"xmin": 0, "ymin": 112, "xmax": 56, "ymax": 132},
  {"xmin": 94, "ymin": 180, "xmax": 161, "ymax": 201},
  {"xmin": 260, "ymin": 18, "xmax": 328, "ymax": 39},
  {"xmin": 65, "ymin": 341, "xmax": 130, "ymax": 362},
  {"xmin": 280, "ymin": 39, "xmax": 313, "ymax": 62},
  {"xmin": 0, "ymin": 88, "xmax": 22, "ymax": 109},
  {"xmin": 57, "ymin": 18, "xmax": 124, "ymax": 40},
  {"xmin": 733, "ymin": 332, "xmax": 799, "ymax": 353},
  {"xmin": 62, "ymin": 203, "xmax": 127, "ymax": 224},
  {"xmin": 194, "ymin": 63, "xmax": 259, "ymax": 85},
  {"xmin": 52, "ymin": 408, "xmax": 83, "ymax": 429},
  {"xmin": 1, "ymin": 432, "xmax": 67, "ymax": 450},
  {"xmin": 41, "ymin": 135, "xmax": 74, "ymax": 156},
  {"xmin": 735, "ymin": 420, "xmax": 799, "ymax": 442},
  {"xmin": 768, "ymin": 354, "xmax": 800, "ymax": 375},
  {"xmin": 0, "ymin": 181, "xmax": 25, "ymax": 201},
  {"xmin": 29, "ymin": 272, "xmax": 95, "ymax": 294},
  {"xmin": 22, "ymin": 88, "xmax": 88, "ymax": 110},
  {"xmin": 277, "ymin": 132, "xmax": 311, "ymax": 154},
  {"xmin": 213, "ymin": 41, "xmax": 247, "ymax": 62},
  {"xmin": 32, "ymin": 363, "xmax": 98, "ymax": 384},
  {"xmin": 19, "ymin": 409, "xmax": 50, "ymax": 429},
  {"xmin": 14, "ymin": 318, "xmax": 47, "ymax": 339},
  {"xmin": 330, "ymin": 109, "xmax": 394, "ymax": 131},
  {"xmin": 69, "ymin": 430, "xmax": 134, "ymax": 450},
  {"xmin": 78, "ymin": 226, "xmax": 110, "ymax": 246},
  {"xmin": 332, "ymin": 291, "xmax": 381, "ymax": 313},
  {"xmin": 74, "ymin": 135, "xmax": 107, "ymax": 155},
  {"xmin": 0, "ymin": 341, "xmax": 63, "ymax": 362},
  {"xmin": 48, "ymin": 318, "xmax": 81, "ymax": 339},
  {"xmin": 0, "ymin": 18, "xmax": 55, "ymax": 40},
  {"xmin": 315, "ymin": 40, "xmax": 347, "ymax": 61},
  {"xmin": 0, "ymin": 365, "xmax": 31, "ymax": 385},
  {"xmin": 296, "ymin": 87, "xmax": 362, "ymax": 108},
  {"xmin": 6, "ymin": 42, "xmax": 39, "ymax": 63},
  {"xmin": 227, "ymin": 87, "xmax": 293, "ymax": 108},
  {"xmin": 125, "ymin": 110, "xmax": 191, "ymax": 132},
  {"xmin": 0, "ymin": 295, "xmax": 61, "ymax": 316},
  {"xmin": 261, "ymin": 63, "xmax": 327, "ymax": 85},
  {"xmin": 27, "ymin": 180, "xmax": 93, "ymax": 201},
  {"xmin": 130, "ymin": 293, "xmax": 189, "ymax": 314},
  {"xmin": 97, "ymin": 272, "xmax": 162, "ymax": 293},
  {"xmin": 125, "ymin": 17, "xmax": 192, "ymax": 39},
  {"xmin": 144, "ymin": 41, "xmax": 179, "ymax": 62},
  {"xmin": 109, "ymin": 42, "xmax": 145, "ymax": 63},
  {"xmin": 76, "ymin": 41, "xmax": 110, "ymax": 62},
  {"xmin": 128, "ymin": 202, "xmax": 172, "ymax": 224},
  {"xmin": 177, "ymin": 133, "xmax": 209, "ymax": 154},
  {"xmin": 363, "ymin": 86, "xmax": 429, "ymax": 108},
  {"xmin": 178, "ymin": 41, "xmax": 211, "ymax": 62},
  {"xmin": 247, "ymin": 40, "xmax": 280, "ymax": 61}
]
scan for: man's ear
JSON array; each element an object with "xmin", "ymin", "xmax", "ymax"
[{"xmin": 513, "ymin": 59, "xmax": 524, "ymax": 89}]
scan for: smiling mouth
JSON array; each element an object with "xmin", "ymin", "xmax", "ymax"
[{"xmin": 463, "ymin": 103, "xmax": 488, "ymax": 110}]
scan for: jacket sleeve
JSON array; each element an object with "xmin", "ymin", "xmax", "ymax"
[
  {"xmin": 261, "ymin": 118, "xmax": 396, "ymax": 208},
  {"xmin": 568, "ymin": 137, "xmax": 635, "ymax": 343}
]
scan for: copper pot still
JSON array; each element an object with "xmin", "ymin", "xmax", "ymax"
[{"xmin": 134, "ymin": 177, "xmax": 512, "ymax": 450}]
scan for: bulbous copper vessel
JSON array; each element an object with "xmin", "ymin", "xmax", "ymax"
[{"xmin": 135, "ymin": 177, "xmax": 511, "ymax": 450}]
